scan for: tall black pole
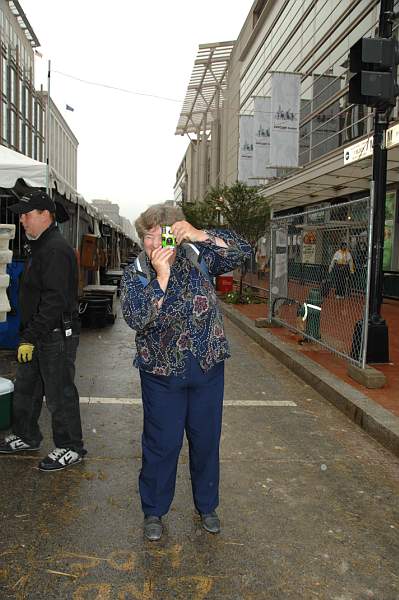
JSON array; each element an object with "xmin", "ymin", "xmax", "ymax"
[{"xmin": 367, "ymin": 0, "xmax": 393, "ymax": 362}]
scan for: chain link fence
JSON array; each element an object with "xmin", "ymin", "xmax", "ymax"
[{"xmin": 269, "ymin": 198, "xmax": 372, "ymax": 367}]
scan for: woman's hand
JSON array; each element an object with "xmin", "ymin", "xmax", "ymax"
[
  {"xmin": 150, "ymin": 246, "xmax": 175, "ymax": 276},
  {"xmin": 170, "ymin": 221, "xmax": 208, "ymax": 245},
  {"xmin": 171, "ymin": 221, "xmax": 227, "ymax": 248},
  {"xmin": 150, "ymin": 246, "xmax": 175, "ymax": 292}
]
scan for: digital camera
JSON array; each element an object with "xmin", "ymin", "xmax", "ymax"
[{"xmin": 161, "ymin": 225, "xmax": 176, "ymax": 248}]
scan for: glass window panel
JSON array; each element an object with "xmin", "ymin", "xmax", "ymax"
[
  {"xmin": 18, "ymin": 78, "xmax": 22, "ymax": 112},
  {"xmin": 2, "ymin": 99, "xmax": 8, "ymax": 141},
  {"xmin": 18, "ymin": 118, "xmax": 22, "ymax": 151},
  {"xmin": 2, "ymin": 56, "xmax": 7, "ymax": 96},
  {"xmin": 10, "ymin": 110, "xmax": 15, "ymax": 146},
  {"xmin": 10, "ymin": 68, "xmax": 16, "ymax": 105}
]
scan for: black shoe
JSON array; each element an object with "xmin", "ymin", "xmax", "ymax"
[
  {"xmin": 200, "ymin": 511, "xmax": 221, "ymax": 534},
  {"xmin": 0, "ymin": 434, "xmax": 40, "ymax": 454},
  {"xmin": 38, "ymin": 448, "xmax": 83, "ymax": 472},
  {"xmin": 144, "ymin": 516, "xmax": 163, "ymax": 541}
]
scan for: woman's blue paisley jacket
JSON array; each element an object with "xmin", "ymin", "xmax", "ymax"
[{"xmin": 120, "ymin": 229, "xmax": 252, "ymax": 376}]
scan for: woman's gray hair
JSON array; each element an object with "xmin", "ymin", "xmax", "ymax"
[{"xmin": 135, "ymin": 203, "xmax": 185, "ymax": 240}]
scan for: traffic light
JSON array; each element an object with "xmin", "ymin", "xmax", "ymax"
[{"xmin": 348, "ymin": 37, "xmax": 399, "ymax": 107}]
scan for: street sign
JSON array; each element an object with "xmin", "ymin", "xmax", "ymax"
[{"xmin": 343, "ymin": 137, "xmax": 373, "ymax": 164}]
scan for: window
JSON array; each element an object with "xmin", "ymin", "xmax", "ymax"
[
  {"xmin": 10, "ymin": 109, "xmax": 15, "ymax": 146},
  {"xmin": 9, "ymin": 67, "xmax": 16, "ymax": 105},
  {"xmin": 33, "ymin": 133, "xmax": 38, "ymax": 160},
  {"xmin": 1, "ymin": 99, "xmax": 8, "ymax": 141},
  {"xmin": 18, "ymin": 118, "xmax": 23, "ymax": 151},
  {"xmin": 1, "ymin": 55, "xmax": 7, "ymax": 97},
  {"xmin": 34, "ymin": 98, "xmax": 38, "ymax": 127},
  {"xmin": 22, "ymin": 85, "xmax": 28, "ymax": 118},
  {"xmin": 22, "ymin": 123, "xmax": 27, "ymax": 154},
  {"xmin": 343, "ymin": 104, "xmax": 366, "ymax": 143},
  {"xmin": 18, "ymin": 78, "xmax": 22, "ymax": 112}
]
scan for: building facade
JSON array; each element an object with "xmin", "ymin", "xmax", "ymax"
[
  {"xmin": 175, "ymin": 42, "xmax": 234, "ymax": 203},
  {"xmin": 91, "ymin": 198, "xmax": 136, "ymax": 241},
  {"xmin": 176, "ymin": 0, "xmax": 399, "ymax": 273},
  {"xmin": 173, "ymin": 141, "xmax": 198, "ymax": 204},
  {"xmin": 0, "ymin": 0, "xmax": 45, "ymax": 160},
  {"xmin": 37, "ymin": 91, "xmax": 78, "ymax": 191},
  {"xmin": 221, "ymin": 0, "xmax": 388, "ymax": 183},
  {"xmin": 0, "ymin": 1, "xmax": 79, "ymax": 197},
  {"xmin": 224, "ymin": 0, "xmax": 399, "ymax": 273}
]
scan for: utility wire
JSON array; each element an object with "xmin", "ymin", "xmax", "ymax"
[
  {"xmin": 53, "ymin": 68, "xmax": 303, "ymax": 116},
  {"xmin": 52, "ymin": 69, "xmax": 183, "ymax": 104}
]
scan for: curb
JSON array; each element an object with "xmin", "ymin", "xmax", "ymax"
[{"xmin": 222, "ymin": 303, "xmax": 399, "ymax": 458}]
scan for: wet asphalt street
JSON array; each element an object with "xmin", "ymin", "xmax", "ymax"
[{"xmin": 1, "ymin": 304, "xmax": 399, "ymax": 600}]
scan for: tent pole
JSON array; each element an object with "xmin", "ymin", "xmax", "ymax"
[
  {"xmin": 75, "ymin": 202, "xmax": 80, "ymax": 251},
  {"xmin": 46, "ymin": 60, "xmax": 51, "ymax": 196}
]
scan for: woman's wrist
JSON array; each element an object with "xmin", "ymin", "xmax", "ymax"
[
  {"xmin": 203, "ymin": 230, "xmax": 228, "ymax": 248},
  {"xmin": 195, "ymin": 229, "xmax": 212, "ymax": 243},
  {"xmin": 156, "ymin": 269, "xmax": 170, "ymax": 292},
  {"xmin": 202, "ymin": 230, "xmax": 217, "ymax": 244}
]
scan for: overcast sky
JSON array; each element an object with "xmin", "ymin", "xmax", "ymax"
[{"xmin": 21, "ymin": 1, "xmax": 251, "ymax": 224}]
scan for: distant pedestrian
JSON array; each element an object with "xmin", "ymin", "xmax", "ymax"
[
  {"xmin": 121, "ymin": 203, "xmax": 251, "ymax": 541},
  {"xmin": 328, "ymin": 241, "xmax": 354, "ymax": 299},
  {"xmin": 0, "ymin": 191, "xmax": 86, "ymax": 471},
  {"xmin": 255, "ymin": 236, "xmax": 268, "ymax": 279}
]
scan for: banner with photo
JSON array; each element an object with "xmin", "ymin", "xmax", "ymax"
[
  {"xmin": 238, "ymin": 115, "xmax": 254, "ymax": 184},
  {"xmin": 272, "ymin": 227, "xmax": 288, "ymax": 300},
  {"xmin": 302, "ymin": 230, "xmax": 317, "ymax": 264},
  {"xmin": 270, "ymin": 72, "xmax": 301, "ymax": 168},
  {"xmin": 253, "ymin": 97, "xmax": 277, "ymax": 179}
]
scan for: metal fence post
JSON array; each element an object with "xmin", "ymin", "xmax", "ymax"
[
  {"xmin": 268, "ymin": 211, "xmax": 274, "ymax": 323},
  {"xmin": 362, "ymin": 187, "xmax": 374, "ymax": 369}
]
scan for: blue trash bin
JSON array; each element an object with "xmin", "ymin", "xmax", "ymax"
[{"xmin": 0, "ymin": 259, "xmax": 24, "ymax": 350}]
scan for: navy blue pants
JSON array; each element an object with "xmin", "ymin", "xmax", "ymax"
[{"xmin": 139, "ymin": 356, "xmax": 224, "ymax": 517}]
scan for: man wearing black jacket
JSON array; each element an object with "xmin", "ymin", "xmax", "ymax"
[{"xmin": 0, "ymin": 191, "xmax": 86, "ymax": 471}]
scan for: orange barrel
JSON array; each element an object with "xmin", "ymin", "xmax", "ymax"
[{"xmin": 216, "ymin": 272, "xmax": 234, "ymax": 292}]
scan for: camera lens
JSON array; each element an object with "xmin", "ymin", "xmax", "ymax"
[{"xmin": 166, "ymin": 237, "xmax": 174, "ymax": 245}]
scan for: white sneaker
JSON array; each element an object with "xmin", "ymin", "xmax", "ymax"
[
  {"xmin": 0, "ymin": 434, "xmax": 40, "ymax": 453},
  {"xmin": 38, "ymin": 447, "xmax": 83, "ymax": 472}
]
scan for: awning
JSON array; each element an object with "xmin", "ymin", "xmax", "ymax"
[
  {"xmin": 0, "ymin": 147, "xmax": 135, "ymax": 241},
  {"xmin": 7, "ymin": 1, "xmax": 40, "ymax": 48},
  {"xmin": 259, "ymin": 125, "xmax": 399, "ymax": 211},
  {"xmin": 0, "ymin": 145, "xmax": 80, "ymax": 204},
  {"xmin": 175, "ymin": 41, "xmax": 235, "ymax": 135}
]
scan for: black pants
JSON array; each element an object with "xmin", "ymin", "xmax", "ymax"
[
  {"xmin": 12, "ymin": 328, "xmax": 84, "ymax": 453},
  {"xmin": 332, "ymin": 264, "xmax": 350, "ymax": 297}
]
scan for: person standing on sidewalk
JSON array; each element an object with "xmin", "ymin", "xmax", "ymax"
[
  {"xmin": 0, "ymin": 191, "xmax": 86, "ymax": 471},
  {"xmin": 328, "ymin": 241, "xmax": 354, "ymax": 299},
  {"xmin": 121, "ymin": 203, "xmax": 251, "ymax": 541}
]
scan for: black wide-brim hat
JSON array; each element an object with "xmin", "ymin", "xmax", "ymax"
[{"xmin": 9, "ymin": 190, "xmax": 69, "ymax": 223}]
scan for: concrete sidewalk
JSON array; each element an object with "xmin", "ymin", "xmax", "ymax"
[{"xmin": 222, "ymin": 302, "xmax": 399, "ymax": 459}]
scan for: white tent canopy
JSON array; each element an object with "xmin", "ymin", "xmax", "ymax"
[
  {"xmin": 0, "ymin": 145, "xmax": 79, "ymax": 203},
  {"xmin": 0, "ymin": 146, "xmax": 135, "ymax": 240}
]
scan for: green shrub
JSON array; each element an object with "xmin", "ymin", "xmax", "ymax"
[{"xmin": 223, "ymin": 287, "xmax": 261, "ymax": 304}]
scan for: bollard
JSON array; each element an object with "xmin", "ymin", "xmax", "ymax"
[
  {"xmin": 298, "ymin": 287, "xmax": 322, "ymax": 341},
  {"xmin": 0, "ymin": 224, "xmax": 16, "ymax": 323}
]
